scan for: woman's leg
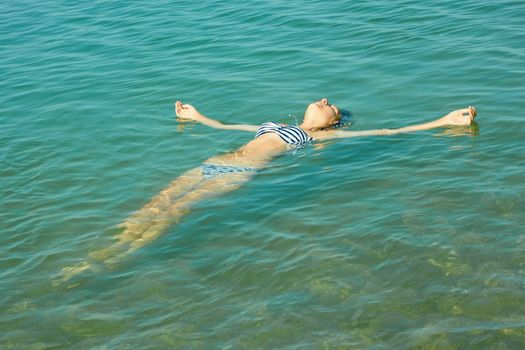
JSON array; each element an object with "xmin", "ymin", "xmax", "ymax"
[
  {"xmin": 113, "ymin": 168, "xmax": 205, "ymax": 242},
  {"xmin": 58, "ymin": 166, "xmax": 253, "ymax": 283},
  {"xmin": 123, "ymin": 170, "xmax": 252, "ymax": 254},
  {"xmin": 81, "ymin": 167, "xmax": 205, "ymax": 262}
]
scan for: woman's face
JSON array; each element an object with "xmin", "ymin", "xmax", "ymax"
[{"xmin": 304, "ymin": 98, "xmax": 341, "ymax": 127}]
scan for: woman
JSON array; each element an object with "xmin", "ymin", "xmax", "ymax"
[{"xmin": 59, "ymin": 98, "xmax": 477, "ymax": 282}]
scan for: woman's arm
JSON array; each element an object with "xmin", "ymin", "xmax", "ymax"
[
  {"xmin": 175, "ymin": 101, "xmax": 259, "ymax": 132},
  {"xmin": 313, "ymin": 107, "xmax": 477, "ymax": 140}
]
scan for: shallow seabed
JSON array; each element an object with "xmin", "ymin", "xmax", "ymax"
[{"xmin": 1, "ymin": 0, "xmax": 525, "ymax": 348}]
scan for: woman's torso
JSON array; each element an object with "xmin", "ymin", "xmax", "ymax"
[{"xmin": 205, "ymin": 123, "xmax": 314, "ymax": 168}]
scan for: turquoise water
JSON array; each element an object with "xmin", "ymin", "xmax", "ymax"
[{"xmin": 2, "ymin": 0, "xmax": 525, "ymax": 348}]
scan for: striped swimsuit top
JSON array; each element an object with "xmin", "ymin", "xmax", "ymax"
[{"xmin": 255, "ymin": 122, "xmax": 313, "ymax": 146}]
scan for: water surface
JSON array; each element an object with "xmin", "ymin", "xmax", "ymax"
[{"xmin": 1, "ymin": 0, "xmax": 525, "ymax": 348}]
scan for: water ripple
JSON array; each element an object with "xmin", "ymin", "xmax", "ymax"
[{"xmin": 2, "ymin": 0, "xmax": 525, "ymax": 348}]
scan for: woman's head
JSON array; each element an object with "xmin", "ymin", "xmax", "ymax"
[{"xmin": 302, "ymin": 98, "xmax": 341, "ymax": 129}]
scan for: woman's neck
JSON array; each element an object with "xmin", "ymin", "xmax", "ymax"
[{"xmin": 299, "ymin": 121, "xmax": 320, "ymax": 131}]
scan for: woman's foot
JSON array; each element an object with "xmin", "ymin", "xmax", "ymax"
[
  {"xmin": 442, "ymin": 106, "xmax": 477, "ymax": 126},
  {"xmin": 53, "ymin": 261, "xmax": 93, "ymax": 286}
]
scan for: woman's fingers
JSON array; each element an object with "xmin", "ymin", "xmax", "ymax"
[
  {"xmin": 175, "ymin": 100, "xmax": 187, "ymax": 117},
  {"xmin": 469, "ymin": 106, "xmax": 477, "ymax": 119},
  {"xmin": 175, "ymin": 100, "xmax": 196, "ymax": 119},
  {"xmin": 460, "ymin": 106, "xmax": 477, "ymax": 123}
]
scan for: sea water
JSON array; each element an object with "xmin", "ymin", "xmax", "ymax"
[{"xmin": 1, "ymin": 0, "xmax": 524, "ymax": 348}]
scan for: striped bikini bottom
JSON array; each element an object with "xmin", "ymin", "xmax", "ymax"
[{"xmin": 201, "ymin": 163, "xmax": 257, "ymax": 179}]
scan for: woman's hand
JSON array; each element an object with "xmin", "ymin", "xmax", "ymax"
[
  {"xmin": 442, "ymin": 106, "xmax": 477, "ymax": 126},
  {"xmin": 175, "ymin": 100, "xmax": 203, "ymax": 121}
]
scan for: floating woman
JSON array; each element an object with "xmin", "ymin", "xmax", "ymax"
[{"xmin": 59, "ymin": 98, "xmax": 477, "ymax": 282}]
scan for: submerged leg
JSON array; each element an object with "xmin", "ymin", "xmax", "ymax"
[
  {"xmin": 122, "ymin": 170, "xmax": 252, "ymax": 254},
  {"xmin": 83, "ymin": 167, "xmax": 206, "ymax": 262},
  {"xmin": 116, "ymin": 168, "xmax": 205, "ymax": 240},
  {"xmin": 57, "ymin": 167, "xmax": 253, "ymax": 283}
]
